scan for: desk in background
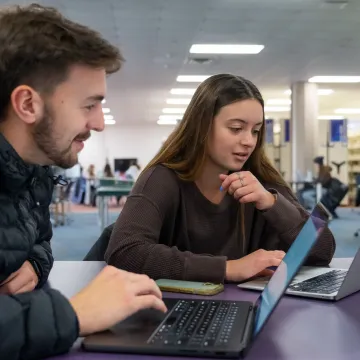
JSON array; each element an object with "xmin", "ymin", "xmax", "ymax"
[
  {"xmin": 97, "ymin": 183, "xmax": 133, "ymax": 230},
  {"xmin": 46, "ymin": 260, "xmax": 360, "ymax": 360}
]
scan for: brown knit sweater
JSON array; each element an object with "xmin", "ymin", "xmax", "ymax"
[{"xmin": 105, "ymin": 165, "xmax": 336, "ymax": 283}]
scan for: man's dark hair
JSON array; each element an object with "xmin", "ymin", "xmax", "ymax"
[{"xmin": 0, "ymin": 3, "xmax": 124, "ymax": 122}]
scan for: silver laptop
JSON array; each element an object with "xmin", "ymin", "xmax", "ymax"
[{"xmin": 238, "ymin": 204, "xmax": 360, "ymax": 301}]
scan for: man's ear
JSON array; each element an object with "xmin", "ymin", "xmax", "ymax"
[{"xmin": 10, "ymin": 85, "xmax": 44, "ymax": 125}]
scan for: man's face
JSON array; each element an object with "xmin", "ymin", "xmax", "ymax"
[{"xmin": 33, "ymin": 65, "xmax": 107, "ymax": 168}]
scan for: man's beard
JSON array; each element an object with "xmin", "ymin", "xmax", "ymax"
[{"xmin": 32, "ymin": 104, "xmax": 90, "ymax": 169}]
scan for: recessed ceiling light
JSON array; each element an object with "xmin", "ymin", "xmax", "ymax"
[
  {"xmin": 166, "ymin": 98, "xmax": 191, "ymax": 105},
  {"xmin": 285, "ymin": 89, "xmax": 334, "ymax": 95},
  {"xmin": 189, "ymin": 44, "xmax": 264, "ymax": 54},
  {"xmin": 317, "ymin": 89, "xmax": 334, "ymax": 95},
  {"xmin": 105, "ymin": 119, "xmax": 116, "ymax": 125},
  {"xmin": 335, "ymin": 108, "xmax": 360, "ymax": 114},
  {"xmin": 162, "ymin": 107, "xmax": 187, "ymax": 114},
  {"xmin": 104, "ymin": 114, "xmax": 114, "ymax": 120},
  {"xmin": 159, "ymin": 115, "xmax": 183, "ymax": 121},
  {"xmin": 170, "ymin": 88, "xmax": 197, "ymax": 95},
  {"xmin": 176, "ymin": 75, "xmax": 210, "ymax": 82},
  {"xmin": 264, "ymin": 106, "xmax": 290, "ymax": 112},
  {"xmin": 266, "ymin": 99, "xmax": 292, "ymax": 105},
  {"xmin": 309, "ymin": 76, "xmax": 360, "ymax": 83},
  {"xmin": 318, "ymin": 115, "xmax": 345, "ymax": 120},
  {"xmin": 157, "ymin": 119, "xmax": 178, "ymax": 125},
  {"xmin": 102, "ymin": 108, "xmax": 111, "ymax": 114}
]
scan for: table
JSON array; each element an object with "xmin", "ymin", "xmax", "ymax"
[
  {"xmin": 96, "ymin": 186, "xmax": 132, "ymax": 230},
  {"xmin": 46, "ymin": 260, "xmax": 360, "ymax": 360}
]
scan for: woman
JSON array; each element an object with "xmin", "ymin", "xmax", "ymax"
[
  {"xmin": 300, "ymin": 156, "xmax": 332, "ymax": 210},
  {"xmin": 126, "ymin": 160, "xmax": 141, "ymax": 181},
  {"xmin": 105, "ymin": 74, "xmax": 335, "ymax": 283},
  {"xmin": 103, "ymin": 163, "xmax": 114, "ymax": 178}
]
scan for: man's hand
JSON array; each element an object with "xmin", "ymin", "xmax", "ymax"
[
  {"xmin": 69, "ymin": 266, "xmax": 168, "ymax": 336},
  {"xmin": 0, "ymin": 261, "xmax": 39, "ymax": 294}
]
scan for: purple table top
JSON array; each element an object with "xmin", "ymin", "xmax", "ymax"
[{"xmin": 46, "ymin": 261, "xmax": 360, "ymax": 360}]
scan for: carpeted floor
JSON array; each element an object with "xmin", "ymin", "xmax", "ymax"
[{"xmin": 51, "ymin": 207, "xmax": 360, "ymax": 261}]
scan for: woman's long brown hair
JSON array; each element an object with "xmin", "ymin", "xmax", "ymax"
[
  {"xmin": 143, "ymin": 73, "xmax": 289, "ymax": 189},
  {"xmin": 143, "ymin": 74, "xmax": 291, "ymax": 253}
]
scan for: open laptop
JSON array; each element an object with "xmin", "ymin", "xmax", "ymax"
[
  {"xmin": 82, "ymin": 202, "xmax": 329, "ymax": 358},
  {"xmin": 239, "ymin": 213, "xmax": 360, "ymax": 302}
]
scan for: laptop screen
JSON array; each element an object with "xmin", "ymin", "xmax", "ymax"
[{"xmin": 253, "ymin": 202, "xmax": 330, "ymax": 337}]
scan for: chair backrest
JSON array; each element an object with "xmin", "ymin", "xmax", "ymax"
[{"xmin": 83, "ymin": 224, "xmax": 114, "ymax": 261}]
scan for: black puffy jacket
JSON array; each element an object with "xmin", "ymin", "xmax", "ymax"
[
  {"xmin": 0, "ymin": 289, "xmax": 79, "ymax": 360},
  {"xmin": 0, "ymin": 133, "xmax": 79, "ymax": 359},
  {"xmin": 0, "ymin": 133, "xmax": 54, "ymax": 285}
]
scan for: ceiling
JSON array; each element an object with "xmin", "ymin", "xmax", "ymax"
[{"xmin": 4, "ymin": 0, "xmax": 360, "ymax": 125}]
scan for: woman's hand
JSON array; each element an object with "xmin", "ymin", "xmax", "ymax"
[
  {"xmin": 219, "ymin": 171, "xmax": 276, "ymax": 210},
  {"xmin": 225, "ymin": 249, "xmax": 286, "ymax": 282}
]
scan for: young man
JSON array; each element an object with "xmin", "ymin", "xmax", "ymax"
[
  {"xmin": 0, "ymin": 1, "xmax": 122, "ymax": 291},
  {"xmin": 1, "ymin": 265, "xmax": 167, "ymax": 360},
  {"xmin": 0, "ymin": 3, "xmax": 167, "ymax": 359}
]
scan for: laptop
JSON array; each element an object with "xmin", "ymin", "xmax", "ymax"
[
  {"xmin": 239, "ymin": 213, "xmax": 360, "ymax": 302},
  {"xmin": 82, "ymin": 203, "xmax": 329, "ymax": 358}
]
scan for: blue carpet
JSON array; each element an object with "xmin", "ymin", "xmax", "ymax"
[
  {"xmin": 51, "ymin": 211, "xmax": 120, "ymax": 261},
  {"xmin": 51, "ymin": 208, "xmax": 360, "ymax": 261}
]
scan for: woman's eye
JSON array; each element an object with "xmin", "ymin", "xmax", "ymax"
[{"xmin": 230, "ymin": 127, "xmax": 242, "ymax": 133}]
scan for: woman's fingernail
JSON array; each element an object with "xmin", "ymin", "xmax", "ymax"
[{"xmin": 220, "ymin": 186, "xmax": 223, "ymax": 191}]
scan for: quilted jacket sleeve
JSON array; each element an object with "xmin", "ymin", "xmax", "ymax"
[
  {"xmin": 0, "ymin": 289, "xmax": 79, "ymax": 360},
  {"xmin": 0, "ymin": 190, "xmax": 54, "ymax": 287},
  {"xmin": 0, "ymin": 195, "xmax": 30, "ymax": 284},
  {"xmin": 28, "ymin": 205, "xmax": 54, "ymax": 288}
]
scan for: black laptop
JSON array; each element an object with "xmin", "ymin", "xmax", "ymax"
[{"xmin": 82, "ymin": 202, "xmax": 330, "ymax": 358}]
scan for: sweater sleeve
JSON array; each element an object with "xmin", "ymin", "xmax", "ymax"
[
  {"xmin": 105, "ymin": 166, "xmax": 227, "ymax": 283},
  {"xmin": 260, "ymin": 185, "xmax": 336, "ymax": 265}
]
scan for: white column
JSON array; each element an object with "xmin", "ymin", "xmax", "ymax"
[{"xmin": 291, "ymin": 82, "xmax": 319, "ymax": 181}]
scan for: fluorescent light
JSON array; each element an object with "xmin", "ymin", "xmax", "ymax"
[
  {"xmin": 102, "ymin": 108, "xmax": 111, "ymax": 114},
  {"xmin": 309, "ymin": 76, "xmax": 360, "ymax": 83},
  {"xmin": 266, "ymin": 99, "xmax": 291, "ymax": 105},
  {"xmin": 159, "ymin": 115, "xmax": 183, "ymax": 121},
  {"xmin": 176, "ymin": 75, "xmax": 210, "ymax": 82},
  {"xmin": 318, "ymin": 115, "xmax": 345, "ymax": 120},
  {"xmin": 166, "ymin": 98, "xmax": 191, "ymax": 105},
  {"xmin": 170, "ymin": 88, "xmax": 196, "ymax": 95},
  {"xmin": 157, "ymin": 119, "xmax": 178, "ymax": 125},
  {"xmin": 317, "ymin": 89, "xmax": 334, "ymax": 95},
  {"xmin": 189, "ymin": 44, "xmax": 264, "ymax": 54},
  {"xmin": 264, "ymin": 106, "xmax": 290, "ymax": 112},
  {"xmin": 335, "ymin": 108, "xmax": 360, "ymax": 114},
  {"xmin": 285, "ymin": 88, "xmax": 333, "ymax": 95},
  {"xmin": 162, "ymin": 107, "xmax": 187, "ymax": 114},
  {"xmin": 104, "ymin": 114, "xmax": 114, "ymax": 120},
  {"xmin": 105, "ymin": 119, "xmax": 116, "ymax": 125}
]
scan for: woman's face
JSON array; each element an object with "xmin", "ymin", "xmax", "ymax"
[{"xmin": 207, "ymin": 99, "xmax": 263, "ymax": 172}]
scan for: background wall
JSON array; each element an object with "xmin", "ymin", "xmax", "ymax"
[{"xmin": 78, "ymin": 125, "xmax": 176, "ymax": 173}]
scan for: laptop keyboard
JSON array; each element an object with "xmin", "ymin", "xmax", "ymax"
[
  {"xmin": 288, "ymin": 269, "xmax": 347, "ymax": 294},
  {"xmin": 148, "ymin": 300, "xmax": 239, "ymax": 348}
]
